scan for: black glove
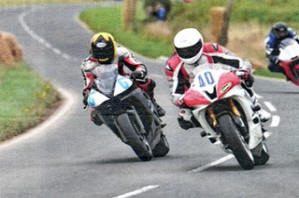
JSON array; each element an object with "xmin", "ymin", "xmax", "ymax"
[
  {"xmin": 83, "ymin": 95, "xmax": 88, "ymax": 106},
  {"xmin": 236, "ymin": 69, "xmax": 254, "ymax": 87},
  {"xmin": 130, "ymin": 70, "xmax": 144, "ymax": 80},
  {"xmin": 82, "ymin": 90, "xmax": 89, "ymax": 107}
]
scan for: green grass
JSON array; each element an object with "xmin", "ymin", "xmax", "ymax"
[
  {"xmin": 0, "ymin": 63, "xmax": 60, "ymax": 141},
  {"xmin": 80, "ymin": 0, "xmax": 299, "ymax": 59},
  {"xmin": 168, "ymin": 0, "xmax": 299, "ymax": 29},
  {"xmin": 0, "ymin": 0, "xmax": 96, "ymax": 6},
  {"xmin": 253, "ymin": 68, "xmax": 285, "ymax": 79},
  {"xmin": 80, "ymin": 5, "xmax": 173, "ymax": 58}
]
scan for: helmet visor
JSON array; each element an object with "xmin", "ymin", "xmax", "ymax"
[
  {"xmin": 92, "ymin": 43, "xmax": 114, "ymax": 60},
  {"xmin": 277, "ymin": 31, "xmax": 288, "ymax": 38},
  {"xmin": 175, "ymin": 40, "xmax": 202, "ymax": 59}
]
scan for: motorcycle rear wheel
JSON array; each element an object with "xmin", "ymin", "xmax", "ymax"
[
  {"xmin": 218, "ymin": 114, "xmax": 255, "ymax": 170},
  {"xmin": 117, "ymin": 113, "xmax": 153, "ymax": 161}
]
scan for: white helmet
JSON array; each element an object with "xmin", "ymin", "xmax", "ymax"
[{"xmin": 174, "ymin": 28, "xmax": 204, "ymax": 64}]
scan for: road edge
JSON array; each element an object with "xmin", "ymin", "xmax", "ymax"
[{"xmin": 0, "ymin": 87, "xmax": 75, "ymax": 150}]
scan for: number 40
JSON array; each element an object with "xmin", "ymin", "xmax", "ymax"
[{"xmin": 198, "ymin": 71, "xmax": 215, "ymax": 87}]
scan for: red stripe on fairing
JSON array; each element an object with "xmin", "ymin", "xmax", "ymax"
[
  {"xmin": 280, "ymin": 60, "xmax": 299, "ymax": 85},
  {"xmin": 183, "ymin": 89, "xmax": 211, "ymax": 107},
  {"xmin": 217, "ymin": 72, "xmax": 241, "ymax": 99}
]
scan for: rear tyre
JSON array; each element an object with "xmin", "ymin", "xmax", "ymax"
[
  {"xmin": 252, "ymin": 142, "xmax": 270, "ymax": 166},
  {"xmin": 117, "ymin": 113, "xmax": 153, "ymax": 161},
  {"xmin": 152, "ymin": 134, "xmax": 169, "ymax": 157},
  {"xmin": 218, "ymin": 114, "xmax": 255, "ymax": 170}
]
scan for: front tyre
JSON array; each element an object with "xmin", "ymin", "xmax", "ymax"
[
  {"xmin": 117, "ymin": 113, "xmax": 153, "ymax": 161},
  {"xmin": 218, "ymin": 114, "xmax": 255, "ymax": 170}
]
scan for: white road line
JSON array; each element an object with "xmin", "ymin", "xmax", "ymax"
[
  {"xmin": 19, "ymin": 9, "xmax": 74, "ymax": 61},
  {"xmin": 112, "ymin": 185, "xmax": 159, "ymax": 198},
  {"xmin": 255, "ymin": 93, "xmax": 263, "ymax": 99},
  {"xmin": 270, "ymin": 115, "xmax": 280, "ymax": 128},
  {"xmin": 189, "ymin": 154, "xmax": 234, "ymax": 173},
  {"xmin": 53, "ymin": 48, "xmax": 62, "ymax": 55},
  {"xmin": 264, "ymin": 101, "xmax": 277, "ymax": 112}
]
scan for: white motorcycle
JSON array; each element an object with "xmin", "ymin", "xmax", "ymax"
[
  {"xmin": 277, "ymin": 38, "xmax": 299, "ymax": 86},
  {"xmin": 180, "ymin": 64, "xmax": 269, "ymax": 170},
  {"xmin": 87, "ymin": 64, "xmax": 169, "ymax": 161}
]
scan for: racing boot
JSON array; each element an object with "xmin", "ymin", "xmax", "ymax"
[
  {"xmin": 177, "ymin": 108, "xmax": 201, "ymax": 130},
  {"xmin": 252, "ymin": 103, "xmax": 272, "ymax": 123},
  {"xmin": 91, "ymin": 110, "xmax": 103, "ymax": 126},
  {"xmin": 247, "ymin": 89, "xmax": 271, "ymax": 123},
  {"xmin": 152, "ymin": 99, "xmax": 166, "ymax": 117},
  {"xmin": 258, "ymin": 108, "xmax": 272, "ymax": 123}
]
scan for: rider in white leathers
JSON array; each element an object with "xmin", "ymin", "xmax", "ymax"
[{"xmin": 165, "ymin": 28, "xmax": 271, "ymax": 130}]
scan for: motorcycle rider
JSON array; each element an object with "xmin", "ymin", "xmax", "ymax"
[
  {"xmin": 265, "ymin": 22, "xmax": 299, "ymax": 73},
  {"xmin": 81, "ymin": 32, "xmax": 165, "ymax": 126},
  {"xmin": 165, "ymin": 28, "xmax": 271, "ymax": 130}
]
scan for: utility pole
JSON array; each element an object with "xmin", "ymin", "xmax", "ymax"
[
  {"xmin": 122, "ymin": 0, "xmax": 137, "ymax": 31},
  {"xmin": 219, "ymin": 0, "xmax": 233, "ymax": 46}
]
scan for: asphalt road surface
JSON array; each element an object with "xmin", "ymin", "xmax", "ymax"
[{"xmin": 0, "ymin": 3, "xmax": 299, "ymax": 198}]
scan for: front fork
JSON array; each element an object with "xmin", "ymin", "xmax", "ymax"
[{"xmin": 207, "ymin": 98, "xmax": 241, "ymax": 127}]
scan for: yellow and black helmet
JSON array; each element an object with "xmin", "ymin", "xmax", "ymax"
[{"xmin": 90, "ymin": 32, "xmax": 117, "ymax": 64}]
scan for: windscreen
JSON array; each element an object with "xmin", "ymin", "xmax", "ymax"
[{"xmin": 93, "ymin": 64, "xmax": 118, "ymax": 96}]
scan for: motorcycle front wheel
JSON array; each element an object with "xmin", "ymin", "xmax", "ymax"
[
  {"xmin": 117, "ymin": 113, "xmax": 153, "ymax": 161},
  {"xmin": 218, "ymin": 114, "xmax": 255, "ymax": 170}
]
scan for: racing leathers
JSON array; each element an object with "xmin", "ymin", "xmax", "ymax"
[
  {"xmin": 265, "ymin": 28, "xmax": 299, "ymax": 73},
  {"xmin": 165, "ymin": 43, "xmax": 270, "ymax": 130},
  {"xmin": 81, "ymin": 46, "xmax": 165, "ymax": 125}
]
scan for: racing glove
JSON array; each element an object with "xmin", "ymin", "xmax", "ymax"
[
  {"xmin": 235, "ymin": 69, "xmax": 254, "ymax": 87},
  {"xmin": 130, "ymin": 70, "xmax": 145, "ymax": 80},
  {"xmin": 82, "ymin": 89, "xmax": 90, "ymax": 107}
]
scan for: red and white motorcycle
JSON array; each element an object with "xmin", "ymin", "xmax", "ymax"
[
  {"xmin": 180, "ymin": 64, "xmax": 270, "ymax": 170},
  {"xmin": 277, "ymin": 38, "xmax": 299, "ymax": 86}
]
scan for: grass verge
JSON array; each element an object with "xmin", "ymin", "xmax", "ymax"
[
  {"xmin": 80, "ymin": 4, "xmax": 291, "ymax": 80},
  {"xmin": 80, "ymin": 5, "xmax": 173, "ymax": 58},
  {"xmin": 253, "ymin": 68, "xmax": 285, "ymax": 79},
  {"xmin": 0, "ymin": 0, "xmax": 96, "ymax": 6},
  {"xmin": 0, "ymin": 63, "xmax": 61, "ymax": 142}
]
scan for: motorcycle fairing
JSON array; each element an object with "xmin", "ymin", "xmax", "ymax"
[
  {"xmin": 88, "ymin": 75, "xmax": 133, "ymax": 108},
  {"xmin": 87, "ymin": 89, "xmax": 109, "ymax": 107},
  {"xmin": 183, "ymin": 89, "xmax": 211, "ymax": 107},
  {"xmin": 280, "ymin": 58, "xmax": 299, "ymax": 85},
  {"xmin": 114, "ymin": 75, "xmax": 133, "ymax": 96},
  {"xmin": 278, "ymin": 38, "xmax": 299, "ymax": 85},
  {"xmin": 193, "ymin": 88, "xmax": 263, "ymax": 150},
  {"xmin": 217, "ymin": 72, "xmax": 241, "ymax": 99},
  {"xmin": 278, "ymin": 38, "xmax": 299, "ymax": 62},
  {"xmin": 183, "ymin": 69, "xmax": 240, "ymax": 107}
]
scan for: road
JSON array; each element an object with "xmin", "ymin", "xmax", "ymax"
[{"xmin": 0, "ymin": 4, "xmax": 299, "ymax": 198}]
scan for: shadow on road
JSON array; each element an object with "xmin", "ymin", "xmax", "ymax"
[
  {"xmin": 81, "ymin": 155, "xmax": 175, "ymax": 165},
  {"xmin": 199, "ymin": 163, "xmax": 273, "ymax": 172}
]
